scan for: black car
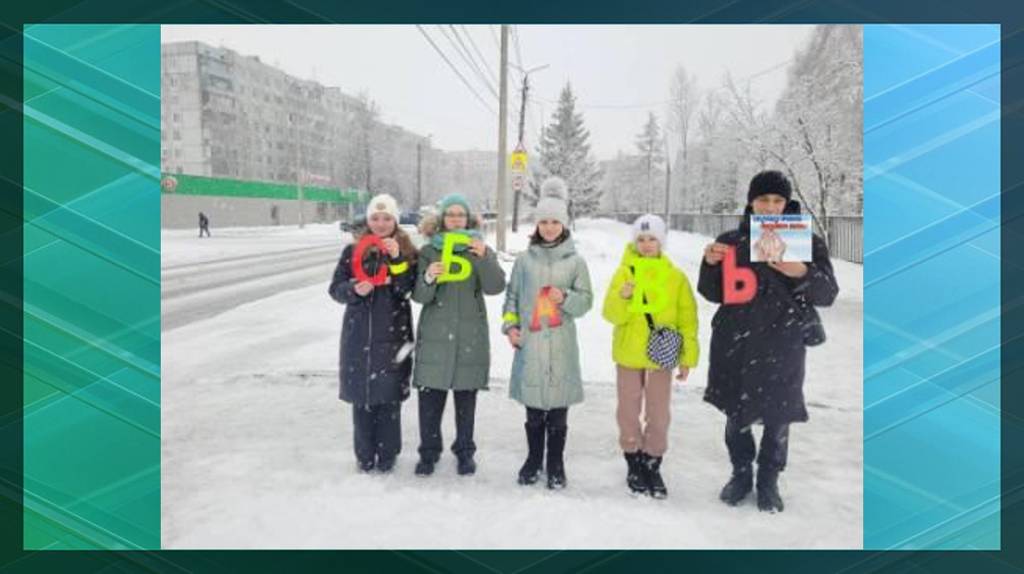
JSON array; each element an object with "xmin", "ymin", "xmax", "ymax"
[{"xmin": 340, "ymin": 214, "xmax": 367, "ymax": 233}]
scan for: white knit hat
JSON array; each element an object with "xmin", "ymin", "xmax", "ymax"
[
  {"xmin": 535, "ymin": 196, "xmax": 569, "ymax": 224},
  {"xmin": 366, "ymin": 193, "xmax": 400, "ymax": 221},
  {"xmin": 632, "ymin": 214, "xmax": 667, "ymax": 247},
  {"xmin": 534, "ymin": 176, "xmax": 570, "ymax": 224},
  {"xmin": 540, "ymin": 176, "xmax": 568, "ymax": 199}
]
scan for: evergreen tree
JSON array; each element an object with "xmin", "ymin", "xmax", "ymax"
[{"xmin": 529, "ymin": 83, "xmax": 603, "ymax": 217}]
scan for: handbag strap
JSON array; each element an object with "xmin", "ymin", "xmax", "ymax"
[
  {"xmin": 790, "ymin": 285, "xmax": 820, "ymax": 326},
  {"xmin": 630, "ymin": 266, "xmax": 657, "ymax": 331}
]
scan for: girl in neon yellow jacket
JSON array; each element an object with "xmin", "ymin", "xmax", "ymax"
[{"xmin": 601, "ymin": 214, "xmax": 698, "ymax": 499}]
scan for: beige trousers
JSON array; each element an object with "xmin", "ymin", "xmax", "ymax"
[{"xmin": 616, "ymin": 366, "xmax": 672, "ymax": 456}]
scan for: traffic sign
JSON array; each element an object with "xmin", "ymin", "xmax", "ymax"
[{"xmin": 510, "ymin": 150, "xmax": 528, "ymax": 173}]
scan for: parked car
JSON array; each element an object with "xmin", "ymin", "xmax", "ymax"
[{"xmin": 339, "ymin": 214, "xmax": 367, "ymax": 233}]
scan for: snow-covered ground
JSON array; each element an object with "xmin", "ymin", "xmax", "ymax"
[{"xmin": 161, "ymin": 218, "xmax": 863, "ymax": 549}]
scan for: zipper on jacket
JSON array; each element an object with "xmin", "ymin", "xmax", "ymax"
[
  {"xmin": 366, "ymin": 252, "xmax": 378, "ymax": 407},
  {"xmin": 446, "ymin": 250, "xmax": 458, "ymax": 391},
  {"xmin": 544, "ymin": 258, "xmax": 552, "ymax": 406}
]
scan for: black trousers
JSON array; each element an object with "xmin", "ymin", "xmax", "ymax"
[
  {"xmin": 724, "ymin": 416, "xmax": 791, "ymax": 473},
  {"xmin": 525, "ymin": 406, "xmax": 568, "ymax": 430},
  {"xmin": 527, "ymin": 407, "xmax": 568, "ymax": 472},
  {"xmin": 352, "ymin": 401, "xmax": 401, "ymax": 463},
  {"xmin": 417, "ymin": 387, "xmax": 477, "ymax": 461}
]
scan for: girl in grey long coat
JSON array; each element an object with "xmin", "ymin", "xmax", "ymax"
[
  {"xmin": 501, "ymin": 178, "xmax": 593, "ymax": 490},
  {"xmin": 412, "ymin": 193, "xmax": 506, "ymax": 477}
]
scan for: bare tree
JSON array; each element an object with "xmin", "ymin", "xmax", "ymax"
[
  {"xmin": 722, "ymin": 72, "xmax": 826, "ymax": 235},
  {"xmin": 635, "ymin": 112, "xmax": 665, "ymax": 213},
  {"xmin": 344, "ymin": 92, "xmax": 380, "ymax": 194},
  {"xmin": 667, "ymin": 66, "xmax": 699, "ymax": 213},
  {"xmin": 693, "ymin": 90, "xmax": 724, "ymax": 212},
  {"xmin": 771, "ymin": 25, "xmax": 864, "ymax": 242}
]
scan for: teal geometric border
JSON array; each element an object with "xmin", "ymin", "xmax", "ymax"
[
  {"xmin": 863, "ymin": 24, "xmax": 1001, "ymax": 550},
  {"xmin": 22, "ymin": 24, "xmax": 160, "ymax": 550},
  {"xmin": 20, "ymin": 21, "xmax": 1006, "ymax": 554}
]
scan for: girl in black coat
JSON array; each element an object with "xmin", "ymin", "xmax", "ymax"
[
  {"xmin": 698, "ymin": 171, "xmax": 839, "ymax": 513},
  {"xmin": 329, "ymin": 194, "xmax": 418, "ymax": 473}
]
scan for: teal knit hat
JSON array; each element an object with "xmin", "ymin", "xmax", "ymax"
[{"xmin": 438, "ymin": 193, "xmax": 472, "ymax": 229}]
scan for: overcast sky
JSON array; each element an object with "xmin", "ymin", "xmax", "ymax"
[{"xmin": 161, "ymin": 25, "xmax": 813, "ymax": 160}]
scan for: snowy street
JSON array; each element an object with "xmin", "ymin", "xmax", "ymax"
[
  {"xmin": 161, "ymin": 225, "xmax": 343, "ymax": 331},
  {"xmin": 161, "ymin": 219, "xmax": 863, "ymax": 549}
]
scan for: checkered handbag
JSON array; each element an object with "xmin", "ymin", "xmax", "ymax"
[
  {"xmin": 646, "ymin": 325, "xmax": 683, "ymax": 370},
  {"xmin": 632, "ymin": 266, "xmax": 683, "ymax": 370}
]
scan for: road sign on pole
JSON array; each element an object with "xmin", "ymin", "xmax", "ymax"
[{"xmin": 510, "ymin": 149, "xmax": 528, "ymax": 174}]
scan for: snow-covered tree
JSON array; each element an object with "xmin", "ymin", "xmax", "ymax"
[
  {"xmin": 635, "ymin": 112, "xmax": 665, "ymax": 213},
  {"xmin": 774, "ymin": 25, "xmax": 863, "ymax": 227},
  {"xmin": 674, "ymin": 25, "xmax": 862, "ymax": 227},
  {"xmin": 599, "ymin": 152, "xmax": 647, "ymax": 213},
  {"xmin": 342, "ymin": 93, "xmax": 379, "ymax": 194},
  {"xmin": 667, "ymin": 66, "xmax": 699, "ymax": 213},
  {"xmin": 530, "ymin": 83, "xmax": 604, "ymax": 217}
]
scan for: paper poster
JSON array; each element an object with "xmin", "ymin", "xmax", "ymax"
[{"xmin": 749, "ymin": 214, "xmax": 813, "ymax": 263}]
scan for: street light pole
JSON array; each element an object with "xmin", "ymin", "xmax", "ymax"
[
  {"xmin": 298, "ymin": 160, "xmax": 305, "ymax": 229},
  {"xmin": 292, "ymin": 105, "xmax": 305, "ymax": 229},
  {"xmin": 509, "ymin": 63, "xmax": 548, "ymax": 233}
]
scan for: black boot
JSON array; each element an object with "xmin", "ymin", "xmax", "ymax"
[
  {"xmin": 357, "ymin": 458, "xmax": 375, "ymax": 473},
  {"xmin": 719, "ymin": 465, "xmax": 753, "ymax": 506},
  {"xmin": 546, "ymin": 425, "xmax": 568, "ymax": 490},
  {"xmin": 414, "ymin": 457, "xmax": 436, "ymax": 476},
  {"xmin": 643, "ymin": 453, "xmax": 668, "ymax": 499},
  {"xmin": 624, "ymin": 452, "xmax": 647, "ymax": 494},
  {"xmin": 457, "ymin": 454, "xmax": 477, "ymax": 476},
  {"xmin": 756, "ymin": 467, "xmax": 784, "ymax": 513},
  {"xmin": 518, "ymin": 421, "xmax": 546, "ymax": 485},
  {"xmin": 376, "ymin": 456, "xmax": 395, "ymax": 474}
]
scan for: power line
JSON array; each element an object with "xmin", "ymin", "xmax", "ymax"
[
  {"xmin": 415, "ymin": 25, "xmax": 496, "ymax": 116},
  {"xmin": 531, "ymin": 57, "xmax": 796, "ymax": 112},
  {"xmin": 489, "ymin": 25, "xmax": 501, "ymax": 51},
  {"xmin": 436, "ymin": 25, "xmax": 498, "ymax": 100},
  {"xmin": 461, "ymin": 25, "xmax": 498, "ymax": 88},
  {"xmin": 447, "ymin": 25, "xmax": 499, "ymax": 98},
  {"xmin": 533, "ymin": 95, "xmax": 671, "ymax": 110}
]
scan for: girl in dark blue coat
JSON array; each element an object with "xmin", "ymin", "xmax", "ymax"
[{"xmin": 329, "ymin": 194, "xmax": 418, "ymax": 473}]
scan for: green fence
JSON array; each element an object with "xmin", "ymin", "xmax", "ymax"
[{"xmin": 161, "ymin": 173, "xmax": 363, "ymax": 204}]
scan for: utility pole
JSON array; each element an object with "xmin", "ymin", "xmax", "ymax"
[
  {"xmin": 416, "ymin": 139, "xmax": 423, "ymax": 209},
  {"xmin": 296, "ymin": 115, "xmax": 305, "ymax": 229},
  {"xmin": 496, "ymin": 25, "xmax": 509, "ymax": 252}
]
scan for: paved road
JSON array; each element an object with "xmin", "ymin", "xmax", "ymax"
[{"xmin": 161, "ymin": 243, "xmax": 342, "ymax": 332}]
